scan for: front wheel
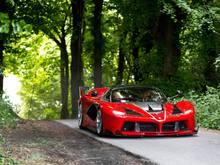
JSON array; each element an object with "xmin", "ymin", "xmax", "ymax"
[
  {"xmin": 96, "ymin": 109, "xmax": 103, "ymax": 135},
  {"xmin": 78, "ymin": 103, "xmax": 84, "ymax": 129}
]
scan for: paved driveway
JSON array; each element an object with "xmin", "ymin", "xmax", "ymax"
[{"xmin": 57, "ymin": 120, "xmax": 220, "ymax": 165}]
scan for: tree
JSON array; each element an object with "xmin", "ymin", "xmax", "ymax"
[
  {"xmin": 200, "ymin": 1, "xmax": 220, "ymax": 86},
  {"xmin": 0, "ymin": 0, "xmax": 15, "ymax": 97},
  {"xmin": 0, "ymin": 40, "xmax": 3, "ymax": 97},
  {"xmin": 174, "ymin": 0, "xmax": 220, "ymax": 90},
  {"xmin": 70, "ymin": 0, "xmax": 85, "ymax": 117},
  {"xmin": 4, "ymin": 33, "xmax": 61, "ymax": 119},
  {"xmin": 15, "ymin": 0, "xmax": 71, "ymax": 118},
  {"xmin": 3, "ymin": 0, "xmax": 219, "ymax": 120},
  {"xmin": 156, "ymin": 1, "xmax": 186, "ymax": 80},
  {"xmin": 92, "ymin": 0, "xmax": 104, "ymax": 87},
  {"xmin": 116, "ymin": 32, "xmax": 126, "ymax": 85}
]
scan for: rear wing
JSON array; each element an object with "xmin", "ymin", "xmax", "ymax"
[{"xmin": 79, "ymin": 86, "xmax": 89, "ymax": 97}]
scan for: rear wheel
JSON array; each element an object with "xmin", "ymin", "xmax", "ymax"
[
  {"xmin": 96, "ymin": 109, "xmax": 103, "ymax": 135},
  {"xmin": 78, "ymin": 104, "xmax": 84, "ymax": 129}
]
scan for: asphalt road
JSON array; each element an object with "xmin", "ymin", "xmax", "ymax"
[{"xmin": 57, "ymin": 120, "xmax": 220, "ymax": 165}]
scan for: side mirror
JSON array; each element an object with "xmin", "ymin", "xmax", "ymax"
[
  {"xmin": 167, "ymin": 90, "xmax": 184, "ymax": 100},
  {"xmin": 176, "ymin": 90, "xmax": 184, "ymax": 97},
  {"xmin": 91, "ymin": 90, "xmax": 98, "ymax": 97}
]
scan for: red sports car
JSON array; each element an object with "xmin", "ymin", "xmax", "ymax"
[{"xmin": 78, "ymin": 86, "xmax": 198, "ymax": 137}]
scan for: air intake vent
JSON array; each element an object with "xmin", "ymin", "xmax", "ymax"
[
  {"xmin": 125, "ymin": 108, "xmax": 143, "ymax": 116},
  {"xmin": 162, "ymin": 121, "xmax": 187, "ymax": 132},
  {"xmin": 122, "ymin": 122, "xmax": 158, "ymax": 132},
  {"xmin": 172, "ymin": 105, "xmax": 182, "ymax": 115}
]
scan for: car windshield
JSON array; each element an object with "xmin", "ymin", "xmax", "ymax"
[{"xmin": 111, "ymin": 87, "xmax": 166, "ymax": 103}]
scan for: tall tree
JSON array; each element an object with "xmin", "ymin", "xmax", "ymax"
[
  {"xmin": 92, "ymin": 0, "xmax": 104, "ymax": 87},
  {"xmin": 0, "ymin": 40, "xmax": 3, "ymax": 96},
  {"xmin": 200, "ymin": 1, "xmax": 220, "ymax": 86},
  {"xmin": 0, "ymin": 0, "xmax": 14, "ymax": 97},
  {"xmin": 131, "ymin": 29, "xmax": 142, "ymax": 82},
  {"xmin": 71, "ymin": 0, "xmax": 84, "ymax": 117},
  {"xmin": 16, "ymin": 0, "xmax": 71, "ymax": 118},
  {"xmin": 116, "ymin": 32, "xmax": 126, "ymax": 85},
  {"xmin": 156, "ymin": 1, "xmax": 186, "ymax": 79},
  {"xmin": 109, "ymin": 0, "xmax": 159, "ymax": 83},
  {"xmin": 179, "ymin": 0, "xmax": 220, "ymax": 88}
]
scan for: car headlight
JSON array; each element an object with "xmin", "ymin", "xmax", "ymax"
[
  {"xmin": 184, "ymin": 109, "xmax": 193, "ymax": 114},
  {"xmin": 112, "ymin": 110, "xmax": 126, "ymax": 116}
]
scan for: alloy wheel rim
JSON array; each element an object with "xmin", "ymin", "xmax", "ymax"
[
  {"xmin": 78, "ymin": 104, "xmax": 82, "ymax": 127},
  {"xmin": 96, "ymin": 110, "xmax": 102, "ymax": 134}
]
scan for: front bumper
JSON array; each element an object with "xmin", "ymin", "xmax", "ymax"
[
  {"xmin": 103, "ymin": 115, "xmax": 197, "ymax": 137},
  {"xmin": 116, "ymin": 120, "xmax": 197, "ymax": 137},
  {"xmin": 116, "ymin": 129, "xmax": 197, "ymax": 137}
]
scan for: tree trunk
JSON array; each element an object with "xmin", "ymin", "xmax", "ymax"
[
  {"xmin": 203, "ymin": 27, "xmax": 219, "ymax": 86},
  {"xmin": 0, "ymin": 40, "xmax": 4, "ymax": 97},
  {"xmin": 131, "ymin": 30, "xmax": 142, "ymax": 82},
  {"xmin": 60, "ymin": 39, "xmax": 69, "ymax": 119},
  {"xmin": 71, "ymin": 0, "xmax": 84, "ymax": 118},
  {"xmin": 156, "ymin": 10, "xmax": 183, "ymax": 80},
  {"xmin": 93, "ymin": 0, "xmax": 104, "ymax": 87},
  {"xmin": 116, "ymin": 36, "xmax": 125, "ymax": 85},
  {"xmin": 132, "ymin": 46, "xmax": 141, "ymax": 82},
  {"xmin": 162, "ymin": 14, "xmax": 176, "ymax": 78}
]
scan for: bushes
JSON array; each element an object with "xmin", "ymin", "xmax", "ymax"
[
  {"xmin": 185, "ymin": 87, "xmax": 220, "ymax": 130},
  {"xmin": 0, "ymin": 96, "xmax": 19, "ymax": 128}
]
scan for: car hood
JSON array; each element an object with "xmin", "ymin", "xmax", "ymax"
[{"xmin": 116, "ymin": 101, "xmax": 165, "ymax": 120}]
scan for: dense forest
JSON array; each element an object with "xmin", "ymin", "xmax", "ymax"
[{"xmin": 0, "ymin": 0, "xmax": 220, "ymax": 124}]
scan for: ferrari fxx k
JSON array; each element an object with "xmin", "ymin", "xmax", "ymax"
[{"xmin": 78, "ymin": 86, "xmax": 198, "ymax": 137}]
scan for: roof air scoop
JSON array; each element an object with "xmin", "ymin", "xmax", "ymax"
[{"xmin": 148, "ymin": 102, "xmax": 163, "ymax": 112}]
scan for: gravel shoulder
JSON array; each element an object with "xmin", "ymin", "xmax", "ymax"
[{"xmin": 0, "ymin": 120, "xmax": 155, "ymax": 165}]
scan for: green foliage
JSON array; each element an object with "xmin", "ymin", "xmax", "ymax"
[
  {"xmin": 0, "ymin": 12, "xmax": 10, "ymax": 34},
  {"xmin": 0, "ymin": 96, "xmax": 19, "ymax": 128},
  {"xmin": 5, "ymin": 33, "xmax": 61, "ymax": 119},
  {"xmin": 0, "ymin": 94, "xmax": 19, "ymax": 129},
  {"xmin": 177, "ymin": 1, "xmax": 220, "ymax": 89},
  {"xmin": 0, "ymin": 0, "xmax": 31, "ymax": 39},
  {"xmin": 185, "ymin": 87, "xmax": 220, "ymax": 130},
  {"xmin": 0, "ymin": 151, "xmax": 18, "ymax": 165},
  {"xmin": 15, "ymin": 0, "xmax": 71, "ymax": 40},
  {"xmin": 2, "ymin": 0, "xmax": 219, "ymax": 125},
  {"xmin": 0, "ymin": 95, "xmax": 18, "ymax": 165}
]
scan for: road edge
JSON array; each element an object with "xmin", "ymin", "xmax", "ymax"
[{"xmin": 56, "ymin": 120, "xmax": 158, "ymax": 165}]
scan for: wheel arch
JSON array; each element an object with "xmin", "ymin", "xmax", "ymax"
[{"xmin": 87, "ymin": 103, "xmax": 100, "ymax": 121}]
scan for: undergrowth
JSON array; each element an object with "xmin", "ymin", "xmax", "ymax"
[
  {"xmin": 185, "ymin": 86, "xmax": 220, "ymax": 130},
  {"xmin": 0, "ymin": 96, "xmax": 19, "ymax": 129},
  {"xmin": 0, "ymin": 96, "xmax": 19, "ymax": 165}
]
